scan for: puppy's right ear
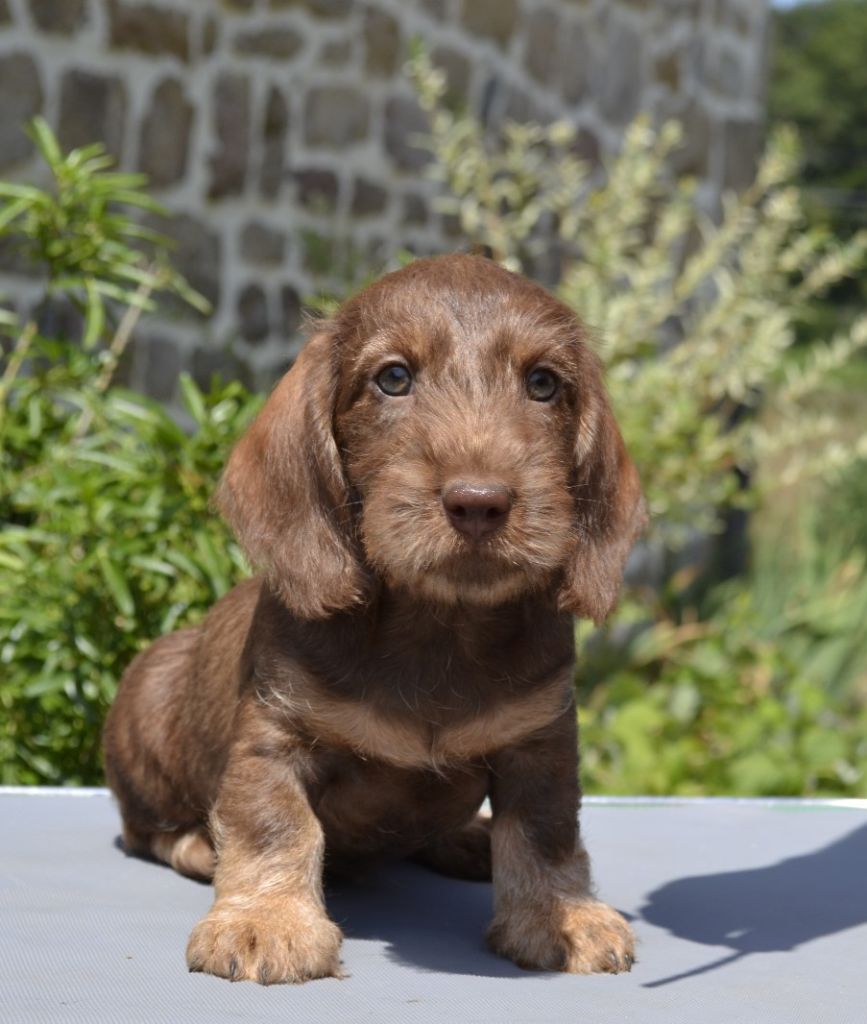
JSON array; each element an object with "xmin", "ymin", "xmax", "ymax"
[{"xmin": 216, "ymin": 331, "xmax": 366, "ymax": 619}]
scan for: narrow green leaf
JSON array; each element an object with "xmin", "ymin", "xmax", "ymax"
[
  {"xmin": 0, "ymin": 182, "xmax": 45, "ymax": 201},
  {"xmin": 72, "ymin": 450, "xmax": 140, "ymax": 474},
  {"xmin": 65, "ymin": 143, "xmax": 111, "ymax": 170},
  {"xmin": 179, "ymin": 373, "xmax": 207, "ymax": 425},
  {"xmin": 82, "ymin": 280, "xmax": 105, "ymax": 348},
  {"xmin": 97, "ymin": 549, "xmax": 135, "ymax": 617},
  {"xmin": 111, "ymin": 262, "xmax": 163, "ymax": 287},
  {"xmin": 93, "ymin": 172, "xmax": 150, "ymax": 190},
  {"xmin": 129, "ymin": 555, "xmax": 178, "ymax": 578},
  {"xmin": 106, "ymin": 394, "xmax": 167, "ymax": 424},
  {"xmin": 73, "ymin": 635, "xmax": 101, "ymax": 661},
  {"xmin": 77, "ymin": 154, "xmax": 117, "ymax": 176},
  {"xmin": 22, "ymin": 676, "xmax": 68, "ymax": 698},
  {"xmin": 26, "ymin": 117, "xmax": 63, "ymax": 167},
  {"xmin": 162, "ymin": 548, "xmax": 204, "ymax": 582},
  {"xmin": 170, "ymin": 273, "xmax": 212, "ymax": 315},
  {"xmin": 0, "ymin": 551, "xmax": 26, "ymax": 572},
  {"xmin": 0, "ymin": 527, "xmax": 59, "ymax": 545},
  {"xmin": 0, "ymin": 197, "xmax": 30, "ymax": 231},
  {"xmin": 107, "ymin": 189, "xmax": 166, "ymax": 215},
  {"xmin": 117, "ymin": 222, "xmax": 170, "ymax": 246},
  {"xmin": 27, "ymin": 397, "xmax": 43, "ymax": 438},
  {"xmin": 89, "ymin": 280, "xmax": 148, "ymax": 305},
  {"xmin": 159, "ymin": 601, "xmax": 189, "ymax": 635},
  {"xmin": 194, "ymin": 531, "xmax": 229, "ymax": 596}
]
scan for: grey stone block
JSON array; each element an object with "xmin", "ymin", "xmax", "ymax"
[
  {"xmin": 107, "ymin": 0, "xmax": 190, "ymax": 62},
  {"xmin": 240, "ymin": 223, "xmax": 286, "ymax": 266},
  {"xmin": 460, "ymin": 0, "xmax": 517, "ymax": 48},
  {"xmin": 237, "ymin": 283, "xmax": 269, "ymax": 343},
  {"xmin": 57, "ymin": 69, "xmax": 126, "ymax": 160},
  {"xmin": 304, "ymin": 87, "xmax": 370, "ymax": 147},
  {"xmin": 234, "ymin": 27, "xmax": 304, "ymax": 59},
  {"xmin": 384, "ymin": 96, "xmax": 429, "ymax": 172},
  {"xmin": 208, "ymin": 72, "xmax": 251, "ymax": 199},
  {"xmin": 260, "ymin": 86, "xmax": 289, "ymax": 199},
  {"xmin": 29, "ymin": 0, "xmax": 87, "ymax": 34},
  {"xmin": 0, "ymin": 53, "xmax": 43, "ymax": 169},
  {"xmin": 139, "ymin": 78, "xmax": 194, "ymax": 189}
]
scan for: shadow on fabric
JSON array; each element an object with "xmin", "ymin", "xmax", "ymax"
[
  {"xmin": 640, "ymin": 821, "xmax": 867, "ymax": 987},
  {"xmin": 326, "ymin": 860, "xmax": 525, "ymax": 978},
  {"xmin": 327, "ymin": 859, "xmax": 636, "ymax": 979},
  {"xmin": 327, "ymin": 857, "xmax": 635, "ymax": 980}
]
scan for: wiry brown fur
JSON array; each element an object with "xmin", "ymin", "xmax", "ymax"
[{"xmin": 103, "ymin": 254, "xmax": 646, "ymax": 985}]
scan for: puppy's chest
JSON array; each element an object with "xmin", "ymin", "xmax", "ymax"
[{"xmin": 273, "ymin": 664, "xmax": 572, "ymax": 771}]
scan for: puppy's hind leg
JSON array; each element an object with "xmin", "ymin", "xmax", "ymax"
[
  {"xmin": 104, "ymin": 627, "xmax": 216, "ymax": 880},
  {"xmin": 123, "ymin": 825, "xmax": 216, "ymax": 881},
  {"xmin": 414, "ymin": 814, "xmax": 492, "ymax": 882}
]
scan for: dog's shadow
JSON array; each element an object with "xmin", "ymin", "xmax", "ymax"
[
  {"xmin": 640, "ymin": 821, "xmax": 867, "ymax": 987},
  {"xmin": 325, "ymin": 860, "xmax": 529, "ymax": 978},
  {"xmin": 329, "ymin": 859, "xmax": 635, "ymax": 978},
  {"xmin": 326, "ymin": 860, "xmax": 634, "ymax": 979}
]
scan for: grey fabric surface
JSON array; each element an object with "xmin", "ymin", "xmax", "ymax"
[{"xmin": 2, "ymin": 790, "xmax": 866, "ymax": 1023}]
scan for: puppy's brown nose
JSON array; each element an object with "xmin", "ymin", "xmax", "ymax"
[{"xmin": 442, "ymin": 481, "xmax": 512, "ymax": 541}]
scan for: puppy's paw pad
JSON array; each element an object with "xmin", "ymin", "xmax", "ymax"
[{"xmin": 186, "ymin": 904, "xmax": 343, "ymax": 984}]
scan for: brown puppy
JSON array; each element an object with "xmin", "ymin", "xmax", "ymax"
[{"xmin": 103, "ymin": 254, "xmax": 646, "ymax": 984}]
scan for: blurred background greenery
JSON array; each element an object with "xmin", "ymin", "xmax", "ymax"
[{"xmin": 1, "ymin": 2, "xmax": 866, "ymax": 795}]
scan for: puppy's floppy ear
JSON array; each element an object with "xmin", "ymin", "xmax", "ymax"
[
  {"xmin": 216, "ymin": 331, "xmax": 365, "ymax": 619},
  {"xmin": 558, "ymin": 363, "xmax": 647, "ymax": 625}
]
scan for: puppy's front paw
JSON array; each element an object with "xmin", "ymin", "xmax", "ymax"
[
  {"xmin": 186, "ymin": 900, "xmax": 343, "ymax": 984},
  {"xmin": 488, "ymin": 899, "xmax": 634, "ymax": 974}
]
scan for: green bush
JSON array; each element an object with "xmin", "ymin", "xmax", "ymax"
[
  {"xmin": 0, "ymin": 358, "xmax": 256, "ymax": 783},
  {"xmin": 0, "ymin": 123, "xmax": 256, "ymax": 783},
  {"xmin": 578, "ymin": 531, "xmax": 867, "ymax": 795}
]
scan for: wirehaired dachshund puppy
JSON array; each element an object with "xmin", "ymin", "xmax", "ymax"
[{"xmin": 103, "ymin": 254, "xmax": 646, "ymax": 984}]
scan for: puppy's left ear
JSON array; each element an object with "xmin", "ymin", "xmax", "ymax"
[{"xmin": 558, "ymin": 368, "xmax": 647, "ymax": 625}]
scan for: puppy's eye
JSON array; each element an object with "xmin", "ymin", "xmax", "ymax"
[
  {"xmin": 526, "ymin": 367, "xmax": 559, "ymax": 402},
  {"xmin": 375, "ymin": 364, "xmax": 413, "ymax": 397}
]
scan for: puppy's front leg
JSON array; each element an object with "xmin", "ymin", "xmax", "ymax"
[
  {"xmin": 487, "ymin": 703, "xmax": 634, "ymax": 974},
  {"xmin": 186, "ymin": 699, "xmax": 342, "ymax": 984}
]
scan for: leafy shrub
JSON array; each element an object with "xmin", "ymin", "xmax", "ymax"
[
  {"xmin": 826, "ymin": 471, "xmax": 867, "ymax": 556},
  {"xmin": 0, "ymin": 123, "xmax": 255, "ymax": 783},
  {"xmin": 0, "ymin": 358, "xmax": 255, "ymax": 783},
  {"xmin": 580, "ymin": 623, "xmax": 867, "ymax": 798},
  {"xmin": 578, "ymin": 534, "xmax": 867, "ymax": 796}
]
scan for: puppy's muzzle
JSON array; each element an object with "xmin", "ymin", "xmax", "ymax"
[{"xmin": 441, "ymin": 480, "xmax": 512, "ymax": 542}]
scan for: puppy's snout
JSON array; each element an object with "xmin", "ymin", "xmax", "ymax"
[{"xmin": 442, "ymin": 481, "xmax": 512, "ymax": 541}]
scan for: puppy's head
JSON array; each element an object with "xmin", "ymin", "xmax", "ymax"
[{"xmin": 218, "ymin": 255, "xmax": 645, "ymax": 622}]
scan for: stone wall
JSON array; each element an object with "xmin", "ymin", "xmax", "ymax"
[{"xmin": 0, "ymin": 0, "xmax": 770, "ymax": 399}]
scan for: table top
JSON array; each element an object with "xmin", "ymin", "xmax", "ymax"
[{"xmin": 3, "ymin": 788, "xmax": 866, "ymax": 1023}]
